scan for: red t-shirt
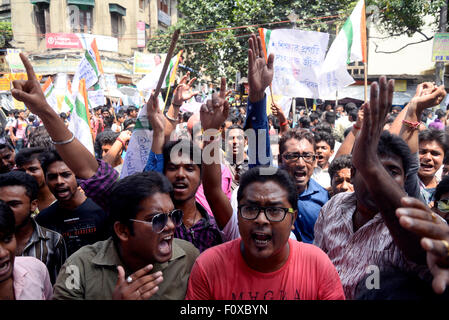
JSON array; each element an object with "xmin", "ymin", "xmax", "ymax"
[{"xmin": 185, "ymin": 238, "xmax": 345, "ymax": 300}]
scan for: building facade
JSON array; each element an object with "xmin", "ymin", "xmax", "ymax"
[{"xmin": 3, "ymin": 0, "xmax": 178, "ymax": 77}]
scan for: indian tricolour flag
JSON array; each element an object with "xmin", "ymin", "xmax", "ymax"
[
  {"xmin": 319, "ymin": 0, "xmax": 367, "ymax": 96},
  {"xmin": 68, "ymin": 79, "xmax": 94, "ymax": 155},
  {"xmin": 61, "ymin": 81, "xmax": 74, "ymax": 114},
  {"xmin": 72, "ymin": 39, "xmax": 104, "ymax": 97},
  {"xmin": 42, "ymin": 77, "xmax": 57, "ymax": 111}
]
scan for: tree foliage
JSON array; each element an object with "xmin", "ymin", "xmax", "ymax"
[
  {"xmin": 147, "ymin": 0, "xmax": 447, "ymax": 83},
  {"xmin": 368, "ymin": 0, "xmax": 446, "ymax": 36},
  {"xmin": 0, "ymin": 21, "xmax": 12, "ymax": 48}
]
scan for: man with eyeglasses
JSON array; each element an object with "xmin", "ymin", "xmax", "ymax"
[
  {"xmin": 53, "ymin": 171, "xmax": 200, "ymax": 299},
  {"xmin": 278, "ymin": 129, "xmax": 329, "ymax": 243},
  {"xmin": 185, "ymin": 166, "xmax": 345, "ymax": 300}
]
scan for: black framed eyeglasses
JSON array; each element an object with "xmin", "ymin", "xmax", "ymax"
[
  {"xmin": 282, "ymin": 152, "xmax": 316, "ymax": 163},
  {"xmin": 238, "ymin": 205, "xmax": 294, "ymax": 222},
  {"xmin": 130, "ymin": 209, "xmax": 183, "ymax": 233}
]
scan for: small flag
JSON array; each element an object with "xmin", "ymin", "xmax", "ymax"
[{"xmin": 68, "ymin": 79, "xmax": 94, "ymax": 155}]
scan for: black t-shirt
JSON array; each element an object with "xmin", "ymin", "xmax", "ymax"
[{"xmin": 36, "ymin": 198, "xmax": 110, "ymax": 257}]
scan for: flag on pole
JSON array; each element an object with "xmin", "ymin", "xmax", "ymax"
[
  {"xmin": 319, "ymin": 0, "xmax": 367, "ymax": 96},
  {"xmin": 72, "ymin": 39, "xmax": 104, "ymax": 96},
  {"xmin": 68, "ymin": 79, "xmax": 94, "ymax": 155},
  {"xmin": 42, "ymin": 77, "xmax": 58, "ymax": 111},
  {"xmin": 137, "ymin": 51, "xmax": 183, "ymax": 94}
]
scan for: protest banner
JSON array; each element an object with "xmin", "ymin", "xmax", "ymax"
[
  {"xmin": 6, "ymin": 49, "xmax": 26, "ymax": 73},
  {"xmin": 133, "ymin": 52, "xmax": 167, "ymax": 75},
  {"xmin": 72, "ymin": 39, "xmax": 104, "ymax": 96},
  {"xmin": 432, "ymin": 33, "xmax": 449, "ymax": 62},
  {"xmin": 259, "ymin": 28, "xmax": 329, "ymax": 99}
]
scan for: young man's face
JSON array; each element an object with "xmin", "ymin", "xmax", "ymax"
[
  {"xmin": 125, "ymin": 192, "xmax": 176, "ymax": 264},
  {"xmin": 419, "ymin": 140, "xmax": 444, "ymax": 180},
  {"xmin": 238, "ymin": 181, "xmax": 296, "ymax": 266},
  {"xmin": 227, "ymin": 128, "xmax": 245, "ymax": 160},
  {"xmin": 165, "ymin": 155, "xmax": 201, "ymax": 203},
  {"xmin": 45, "ymin": 161, "xmax": 78, "ymax": 202},
  {"xmin": 331, "ymin": 168, "xmax": 354, "ymax": 195},
  {"xmin": 102, "ymin": 111, "xmax": 111, "ymax": 119},
  {"xmin": 0, "ymin": 186, "xmax": 36, "ymax": 229},
  {"xmin": 0, "ymin": 232, "xmax": 16, "ymax": 283},
  {"xmin": 17, "ymin": 158, "xmax": 45, "ymax": 188},
  {"xmin": 315, "ymin": 140, "xmax": 333, "ymax": 169},
  {"xmin": 101, "ymin": 144, "xmax": 113, "ymax": 158},
  {"xmin": 336, "ymin": 106, "xmax": 344, "ymax": 115},
  {"xmin": 353, "ymin": 153, "xmax": 405, "ymax": 212},
  {"xmin": 280, "ymin": 138, "xmax": 316, "ymax": 194},
  {"xmin": 0, "ymin": 148, "xmax": 15, "ymax": 174},
  {"xmin": 129, "ymin": 110, "xmax": 137, "ymax": 118}
]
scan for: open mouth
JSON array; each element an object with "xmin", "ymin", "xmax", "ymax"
[
  {"xmin": 158, "ymin": 234, "xmax": 173, "ymax": 255},
  {"xmin": 420, "ymin": 163, "xmax": 434, "ymax": 171},
  {"xmin": 251, "ymin": 232, "xmax": 272, "ymax": 247},
  {"xmin": 294, "ymin": 170, "xmax": 307, "ymax": 180},
  {"xmin": 0, "ymin": 260, "xmax": 11, "ymax": 277},
  {"xmin": 55, "ymin": 188, "xmax": 71, "ymax": 198},
  {"xmin": 173, "ymin": 182, "xmax": 188, "ymax": 192}
]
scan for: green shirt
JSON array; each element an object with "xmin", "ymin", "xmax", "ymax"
[{"xmin": 53, "ymin": 237, "xmax": 199, "ymax": 300}]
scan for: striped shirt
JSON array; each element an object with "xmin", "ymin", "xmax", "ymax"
[
  {"xmin": 21, "ymin": 218, "xmax": 67, "ymax": 284},
  {"xmin": 314, "ymin": 192, "xmax": 424, "ymax": 300}
]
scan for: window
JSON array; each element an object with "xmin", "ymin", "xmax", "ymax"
[
  {"xmin": 110, "ymin": 13, "xmax": 122, "ymax": 38},
  {"xmin": 159, "ymin": 0, "xmax": 168, "ymax": 14},
  {"xmin": 68, "ymin": 6, "xmax": 93, "ymax": 33},
  {"xmin": 34, "ymin": 4, "xmax": 50, "ymax": 37},
  {"xmin": 139, "ymin": 0, "xmax": 145, "ymax": 10}
]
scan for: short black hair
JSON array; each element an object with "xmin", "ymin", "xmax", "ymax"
[
  {"xmin": 15, "ymin": 147, "xmax": 45, "ymax": 167},
  {"xmin": 345, "ymin": 102, "xmax": 357, "ymax": 113},
  {"xmin": 126, "ymin": 106, "xmax": 138, "ymax": 115},
  {"xmin": 0, "ymin": 200, "xmax": 15, "ymax": 236},
  {"xmin": 40, "ymin": 150, "xmax": 64, "ymax": 175},
  {"xmin": 109, "ymin": 171, "xmax": 173, "ymax": 242},
  {"xmin": 309, "ymin": 112, "xmax": 319, "ymax": 122},
  {"xmin": 182, "ymin": 112, "xmax": 193, "ymax": 123},
  {"xmin": 377, "ymin": 131, "xmax": 414, "ymax": 178},
  {"xmin": 123, "ymin": 119, "xmax": 136, "ymax": 130},
  {"xmin": 0, "ymin": 143, "xmax": 14, "ymax": 152},
  {"xmin": 329, "ymin": 155, "xmax": 352, "ymax": 182},
  {"xmin": 95, "ymin": 130, "xmax": 119, "ymax": 158},
  {"xmin": 116, "ymin": 110, "xmax": 125, "ymax": 119},
  {"xmin": 435, "ymin": 175, "xmax": 449, "ymax": 202},
  {"xmin": 279, "ymin": 129, "xmax": 315, "ymax": 156},
  {"xmin": 0, "ymin": 170, "xmax": 38, "ymax": 201},
  {"xmin": 299, "ymin": 116, "xmax": 311, "ymax": 128},
  {"xmin": 27, "ymin": 126, "xmax": 54, "ymax": 151},
  {"xmin": 314, "ymin": 122, "xmax": 333, "ymax": 135},
  {"xmin": 435, "ymin": 109, "xmax": 445, "ymax": 119},
  {"xmin": 419, "ymin": 129, "xmax": 448, "ymax": 155},
  {"xmin": 314, "ymin": 131, "xmax": 335, "ymax": 150},
  {"xmin": 348, "ymin": 110, "xmax": 358, "ymax": 122},
  {"xmin": 237, "ymin": 167, "xmax": 298, "ymax": 212},
  {"xmin": 163, "ymin": 139, "xmax": 202, "ymax": 173},
  {"xmin": 325, "ymin": 111, "xmax": 336, "ymax": 125}
]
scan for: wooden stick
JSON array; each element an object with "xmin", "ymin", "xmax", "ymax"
[
  {"xmin": 154, "ymin": 29, "xmax": 180, "ymax": 98},
  {"xmin": 364, "ymin": 62, "xmax": 368, "ymax": 102}
]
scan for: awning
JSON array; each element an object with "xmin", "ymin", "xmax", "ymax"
[
  {"xmin": 30, "ymin": 0, "xmax": 50, "ymax": 4},
  {"xmin": 109, "ymin": 4, "xmax": 126, "ymax": 16},
  {"xmin": 67, "ymin": 0, "xmax": 95, "ymax": 6}
]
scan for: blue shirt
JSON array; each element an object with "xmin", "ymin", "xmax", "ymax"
[
  {"xmin": 294, "ymin": 178, "xmax": 329, "ymax": 243},
  {"xmin": 243, "ymin": 96, "xmax": 272, "ymax": 168}
]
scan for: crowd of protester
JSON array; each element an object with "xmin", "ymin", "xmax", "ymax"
[{"xmin": 0, "ymin": 35, "xmax": 449, "ymax": 300}]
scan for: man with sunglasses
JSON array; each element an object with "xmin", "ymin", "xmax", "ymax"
[
  {"xmin": 186, "ymin": 166, "xmax": 344, "ymax": 300},
  {"xmin": 53, "ymin": 171, "xmax": 200, "ymax": 299},
  {"xmin": 278, "ymin": 129, "xmax": 329, "ymax": 243}
]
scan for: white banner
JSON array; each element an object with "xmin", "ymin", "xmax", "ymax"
[{"xmin": 267, "ymin": 29, "xmax": 329, "ymax": 99}]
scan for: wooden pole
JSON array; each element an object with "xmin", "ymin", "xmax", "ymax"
[{"xmin": 154, "ymin": 29, "xmax": 180, "ymax": 99}]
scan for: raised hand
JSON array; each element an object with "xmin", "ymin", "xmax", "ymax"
[
  {"xmin": 200, "ymin": 77, "xmax": 230, "ymax": 131},
  {"xmin": 412, "ymin": 82, "xmax": 446, "ymax": 113},
  {"xmin": 396, "ymin": 197, "xmax": 449, "ymax": 294},
  {"xmin": 172, "ymin": 72, "xmax": 199, "ymax": 106},
  {"xmin": 112, "ymin": 264, "xmax": 163, "ymax": 300},
  {"xmin": 11, "ymin": 53, "xmax": 50, "ymax": 115},
  {"xmin": 271, "ymin": 102, "xmax": 287, "ymax": 124},
  {"xmin": 352, "ymin": 76, "xmax": 394, "ymax": 170},
  {"xmin": 146, "ymin": 93, "xmax": 165, "ymax": 134},
  {"xmin": 248, "ymin": 34, "xmax": 274, "ymax": 103}
]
